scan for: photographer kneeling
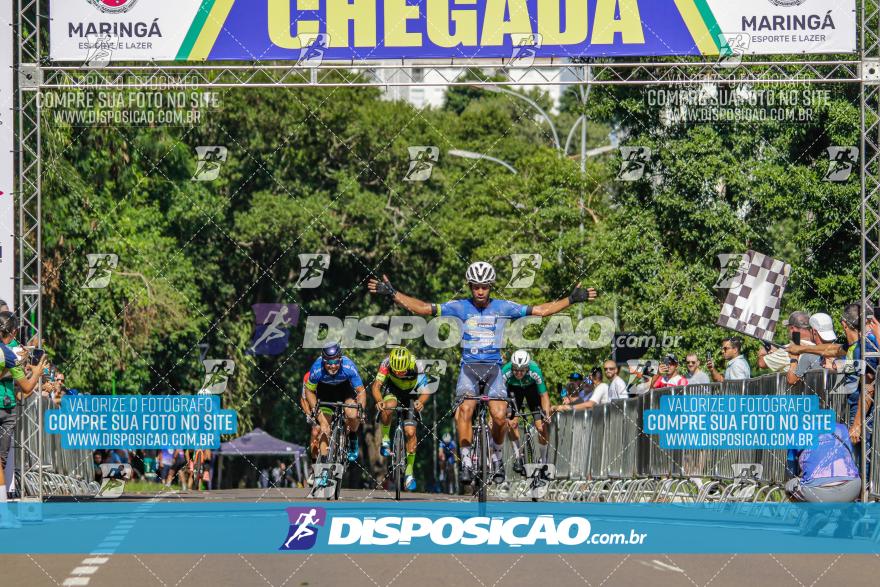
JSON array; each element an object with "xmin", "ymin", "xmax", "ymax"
[{"xmin": 785, "ymin": 422, "xmax": 860, "ymax": 503}]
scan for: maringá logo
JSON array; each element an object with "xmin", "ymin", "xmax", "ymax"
[
  {"xmin": 87, "ymin": 0, "xmax": 139, "ymax": 14},
  {"xmin": 280, "ymin": 507, "xmax": 326, "ymax": 550},
  {"xmin": 767, "ymin": 0, "xmax": 807, "ymax": 6}
]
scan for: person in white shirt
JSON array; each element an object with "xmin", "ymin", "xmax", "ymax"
[
  {"xmin": 709, "ymin": 337, "xmax": 751, "ymax": 381},
  {"xmin": 684, "ymin": 354, "xmax": 711, "ymax": 384},
  {"xmin": 604, "ymin": 361, "xmax": 629, "ymax": 400},
  {"xmin": 553, "ymin": 361, "xmax": 628, "ymax": 413}
]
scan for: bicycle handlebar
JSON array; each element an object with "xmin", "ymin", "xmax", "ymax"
[
  {"xmin": 310, "ymin": 401, "xmax": 364, "ymax": 420},
  {"xmin": 458, "ymin": 395, "xmax": 516, "ymax": 404},
  {"xmin": 374, "ymin": 402, "xmax": 421, "ymax": 423},
  {"xmin": 511, "ymin": 408, "xmax": 547, "ymax": 419}
]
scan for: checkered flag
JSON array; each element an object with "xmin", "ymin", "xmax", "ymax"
[{"xmin": 716, "ymin": 250, "xmax": 791, "ymax": 342}]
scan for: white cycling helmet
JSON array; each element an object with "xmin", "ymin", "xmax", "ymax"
[
  {"xmin": 511, "ymin": 349, "xmax": 531, "ymax": 369},
  {"xmin": 466, "ymin": 261, "xmax": 496, "ymax": 285}
]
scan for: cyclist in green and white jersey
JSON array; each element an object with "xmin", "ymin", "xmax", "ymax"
[{"xmin": 502, "ymin": 350, "xmax": 552, "ymax": 473}]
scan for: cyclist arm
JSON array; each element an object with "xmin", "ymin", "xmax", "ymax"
[
  {"xmin": 303, "ymin": 387, "xmax": 318, "ymax": 414},
  {"xmin": 354, "ymin": 385, "xmax": 367, "ymax": 409},
  {"xmin": 529, "ymin": 283, "xmax": 597, "ymax": 317},
  {"xmin": 414, "ymin": 390, "xmax": 431, "ymax": 411},
  {"xmin": 540, "ymin": 393, "xmax": 552, "ymax": 419},
  {"xmin": 303, "ymin": 372, "xmax": 319, "ymax": 413},
  {"xmin": 368, "ymin": 274, "xmax": 433, "ymax": 315},
  {"xmin": 370, "ymin": 378, "xmax": 385, "ymax": 406}
]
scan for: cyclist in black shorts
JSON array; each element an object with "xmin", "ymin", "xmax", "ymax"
[
  {"xmin": 502, "ymin": 350, "xmax": 552, "ymax": 473},
  {"xmin": 303, "ymin": 342, "xmax": 367, "ymax": 463},
  {"xmin": 371, "ymin": 347, "xmax": 432, "ymax": 491}
]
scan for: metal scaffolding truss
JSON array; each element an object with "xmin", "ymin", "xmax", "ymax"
[
  {"xmin": 11, "ymin": 0, "xmax": 880, "ymax": 500},
  {"xmin": 38, "ymin": 60, "xmax": 862, "ymax": 89}
]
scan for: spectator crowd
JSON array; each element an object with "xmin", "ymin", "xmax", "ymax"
[{"xmin": 544, "ymin": 303, "xmax": 876, "ymax": 503}]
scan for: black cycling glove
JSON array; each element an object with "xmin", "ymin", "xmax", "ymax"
[
  {"xmin": 375, "ymin": 279, "xmax": 397, "ymax": 297},
  {"xmin": 569, "ymin": 286, "xmax": 591, "ymax": 304}
]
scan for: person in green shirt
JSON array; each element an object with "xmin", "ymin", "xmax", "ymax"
[
  {"xmin": 0, "ymin": 311, "xmax": 47, "ymax": 527},
  {"xmin": 501, "ymin": 350, "xmax": 552, "ymax": 475}
]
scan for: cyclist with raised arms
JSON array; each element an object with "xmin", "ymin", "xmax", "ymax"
[
  {"xmin": 371, "ymin": 346, "xmax": 432, "ymax": 491},
  {"xmin": 502, "ymin": 350, "xmax": 552, "ymax": 474},
  {"xmin": 303, "ymin": 342, "xmax": 366, "ymax": 468},
  {"xmin": 368, "ymin": 262, "xmax": 597, "ymax": 485}
]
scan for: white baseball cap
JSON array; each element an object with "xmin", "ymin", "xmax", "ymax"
[{"xmin": 809, "ymin": 313, "xmax": 837, "ymax": 342}]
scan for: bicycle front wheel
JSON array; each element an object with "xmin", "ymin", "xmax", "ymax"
[
  {"xmin": 393, "ymin": 428, "xmax": 404, "ymax": 500},
  {"xmin": 477, "ymin": 424, "xmax": 488, "ymax": 503},
  {"xmin": 333, "ymin": 424, "xmax": 346, "ymax": 501}
]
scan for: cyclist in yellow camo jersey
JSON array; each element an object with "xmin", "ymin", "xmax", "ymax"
[{"xmin": 371, "ymin": 347, "xmax": 431, "ymax": 491}]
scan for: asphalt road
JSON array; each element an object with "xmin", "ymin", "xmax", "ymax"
[{"xmin": 2, "ymin": 488, "xmax": 878, "ymax": 587}]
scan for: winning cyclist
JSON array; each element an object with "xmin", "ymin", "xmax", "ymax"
[
  {"xmin": 502, "ymin": 350, "xmax": 552, "ymax": 473},
  {"xmin": 303, "ymin": 342, "xmax": 367, "ymax": 470},
  {"xmin": 371, "ymin": 347, "xmax": 431, "ymax": 491},
  {"xmin": 368, "ymin": 262, "xmax": 597, "ymax": 485}
]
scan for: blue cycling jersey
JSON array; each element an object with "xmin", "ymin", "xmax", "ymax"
[
  {"xmin": 439, "ymin": 440, "xmax": 457, "ymax": 462},
  {"xmin": 305, "ymin": 356, "xmax": 364, "ymax": 390},
  {"xmin": 437, "ymin": 298, "xmax": 529, "ymax": 363}
]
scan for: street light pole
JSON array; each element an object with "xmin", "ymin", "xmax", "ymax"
[
  {"xmin": 448, "ymin": 149, "xmax": 518, "ymax": 174},
  {"xmin": 476, "ymin": 85, "xmax": 561, "ymax": 151}
]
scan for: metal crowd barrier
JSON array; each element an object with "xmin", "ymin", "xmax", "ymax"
[
  {"xmin": 14, "ymin": 394, "xmax": 97, "ymax": 498},
  {"xmin": 493, "ymin": 369, "xmax": 880, "ymax": 503}
]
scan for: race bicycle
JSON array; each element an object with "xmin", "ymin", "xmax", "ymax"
[
  {"xmin": 375, "ymin": 401, "xmax": 420, "ymax": 500},
  {"xmin": 511, "ymin": 409, "xmax": 555, "ymax": 501},
  {"xmin": 309, "ymin": 401, "xmax": 364, "ymax": 500},
  {"xmin": 457, "ymin": 394, "xmax": 516, "ymax": 503},
  {"xmin": 439, "ymin": 454, "xmax": 458, "ymax": 495}
]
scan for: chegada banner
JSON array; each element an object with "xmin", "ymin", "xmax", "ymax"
[{"xmin": 50, "ymin": 0, "xmax": 856, "ymax": 62}]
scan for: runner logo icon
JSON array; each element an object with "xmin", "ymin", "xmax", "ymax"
[{"xmin": 281, "ymin": 507, "xmax": 326, "ymax": 551}]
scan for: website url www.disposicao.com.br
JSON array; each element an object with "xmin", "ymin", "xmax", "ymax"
[{"xmin": 325, "ymin": 516, "xmax": 647, "ymax": 548}]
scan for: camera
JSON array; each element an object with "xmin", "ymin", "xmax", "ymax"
[
  {"xmin": 30, "ymin": 348, "xmax": 45, "ymax": 366},
  {"xmin": 642, "ymin": 360, "xmax": 655, "ymax": 377}
]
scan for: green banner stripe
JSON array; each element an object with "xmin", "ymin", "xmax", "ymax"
[
  {"xmin": 176, "ymin": 0, "xmax": 217, "ymax": 60},
  {"xmin": 693, "ymin": 0, "xmax": 731, "ymax": 55}
]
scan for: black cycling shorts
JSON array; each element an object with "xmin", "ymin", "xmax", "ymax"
[
  {"xmin": 508, "ymin": 383, "xmax": 543, "ymax": 416},
  {"xmin": 315, "ymin": 380, "xmax": 357, "ymax": 405},
  {"xmin": 381, "ymin": 381, "xmax": 420, "ymax": 405}
]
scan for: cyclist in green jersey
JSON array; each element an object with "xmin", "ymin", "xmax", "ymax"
[
  {"xmin": 502, "ymin": 350, "xmax": 552, "ymax": 474},
  {"xmin": 371, "ymin": 347, "xmax": 431, "ymax": 491}
]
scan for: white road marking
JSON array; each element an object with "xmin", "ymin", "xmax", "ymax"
[
  {"xmin": 62, "ymin": 495, "xmax": 160, "ymax": 587},
  {"xmin": 639, "ymin": 560, "xmax": 685, "ymax": 573}
]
